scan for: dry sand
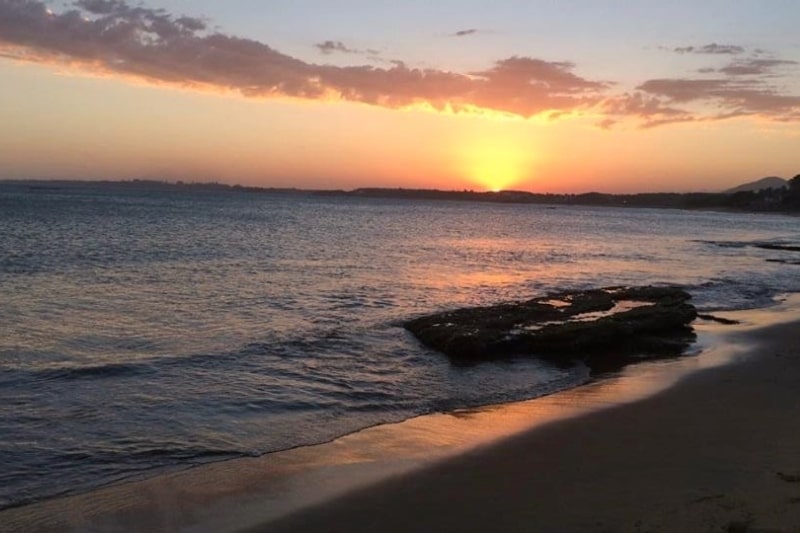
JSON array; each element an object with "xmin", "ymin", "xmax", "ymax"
[{"xmin": 257, "ymin": 319, "xmax": 800, "ymax": 533}]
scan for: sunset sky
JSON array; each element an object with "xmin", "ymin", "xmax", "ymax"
[{"xmin": 1, "ymin": 0, "xmax": 798, "ymax": 192}]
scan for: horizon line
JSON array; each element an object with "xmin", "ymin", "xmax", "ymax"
[{"xmin": 0, "ymin": 176, "xmax": 792, "ymax": 197}]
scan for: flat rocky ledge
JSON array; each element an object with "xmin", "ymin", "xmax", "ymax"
[{"xmin": 405, "ymin": 286, "xmax": 697, "ymax": 373}]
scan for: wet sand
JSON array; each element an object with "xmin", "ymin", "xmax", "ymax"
[
  {"xmin": 2, "ymin": 303, "xmax": 799, "ymax": 532},
  {"xmin": 258, "ymin": 317, "xmax": 800, "ymax": 532}
]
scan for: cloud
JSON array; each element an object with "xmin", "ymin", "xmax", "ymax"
[
  {"xmin": 673, "ymin": 43, "xmax": 745, "ymax": 55},
  {"xmin": 465, "ymin": 57, "xmax": 610, "ymax": 115},
  {"xmin": 618, "ymin": 43, "xmax": 800, "ymax": 125},
  {"xmin": 600, "ymin": 92, "xmax": 693, "ymax": 128},
  {"xmin": 473, "ymin": 57, "xmax": 607, "ymax": 93},
  {"xmin": 451, "ymin": 29, "xmax": 478, "ymax": 37},
  {"xmin": 717, "ymin": 58, "xmax": 797, "ymax": 76},
  {"xmin": 637, "ymin": 79, "xmax": 731, "ymax": 103},
  {"xmin": 636, "ymin": 76, "xmax": 800, "ymax": 122},
  {"xmin": 315, "ymin": 40, "xmax": 356, "ymax": 55},
  {"xmin": 0, "ymin": 0, "xmax": 610, "ymax": 118},
  {"xmin": 314, "ymin": 40, "xmax": 378, "ymax": 57},
  {"xmin": 0, "ymin": 1, "xmax": 797, "ymax": 127}
]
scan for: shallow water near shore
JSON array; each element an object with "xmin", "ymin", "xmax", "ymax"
[
  {"xmin": 4, "ymin": 295, "xmax": 797, "ymax": 533},
  {"xmin": 1, "ymin": 183, "xmax": 799, "ymax": 510}
]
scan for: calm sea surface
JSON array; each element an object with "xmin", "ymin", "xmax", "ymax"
[{"xmin": 1, "ymin": 183, "xmax": 798, "ymax": 509}]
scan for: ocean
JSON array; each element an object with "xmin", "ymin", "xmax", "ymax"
[{"xmin": 1, "ymin": 182, "xmax": 798, "ymax": 510}]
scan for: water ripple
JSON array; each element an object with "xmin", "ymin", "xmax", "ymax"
[{"xmin": 1, "ymin": 184, "xmax": 798, "ymax": 509}]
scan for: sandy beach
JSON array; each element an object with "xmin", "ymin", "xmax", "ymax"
[
  {"xmin": 3, "ymin": 0, "xmax": 799, "ymax": 529},
  {"xmin": 257, "ymin": 316, "xmax": 800, "ymax": 532},
  {"xmin": 2, "ymin": 302, "xmax": 799, "ymax": 533}
]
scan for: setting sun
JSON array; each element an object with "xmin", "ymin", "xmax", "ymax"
[
  {"xmin": 461, "ymin": 140, "xmax": 535, "ymax": 192},
  {"xmin": 3, "ymin": 1, "xmax": 800, "ymax": 529}
]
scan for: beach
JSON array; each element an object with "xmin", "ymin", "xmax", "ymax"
[
  {"xmin": 1, "ymin": 299, "xmax": 798, "ymax": 532},
  {"xmin": 259, "ymin": 313, "xmax": 800, "ymax": 533},
  {"xmin": 3, "ymin": 0, "xmax": 800, "ymax": 529}
]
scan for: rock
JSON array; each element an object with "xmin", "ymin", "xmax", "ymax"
[{"xmin": 404, "ymin": 286, "xmax": 697, "ymax": 372}]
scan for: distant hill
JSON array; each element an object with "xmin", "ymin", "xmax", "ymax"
[{"xmin": 725, "ymin": 176, "xmax": 787, "ymax": 193}]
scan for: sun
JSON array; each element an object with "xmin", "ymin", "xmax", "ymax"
[
  {"xmin": 472, "ymin": 156, "xmax": 521, "ymax": 192},
  {"xmin": 461, "ymin": 140, "xmax": 534, "ymax": 192}
]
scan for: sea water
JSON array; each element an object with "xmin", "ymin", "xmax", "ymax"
[{"xmin": 1, "ymin": 182, "xmax": 798, "ymax": 509}]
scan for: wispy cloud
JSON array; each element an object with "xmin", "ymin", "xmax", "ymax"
[
  {"xmin": 628, "ymin": 46, "xmax": 800, "ymax": 124},
  {"xmin": 314, "ymin": 40, "xmax": 379, "ymax": 57},
  {"xmin": 600, "ymin": 92, "xmax": 693, "ymax": 128},
  {"xmin": 673, "ymin": 43, "xmax": 745, "ymax": 55},
  {"xmin": 637, "ymin": 77, "xmax": 800, "ymax": 119},
  {"xmin": 0, "ymin": 1, "xmax": 798, "ymax": 127},
  {"xmin": 315, "ymin": 40, "xmax": 356, "ymax": 55},
  {"xmin": 717, "ymin": 58, "xmax": 797, "ymax": 76},
  {"xmin": 612, "ymin": 43, "xmax": 800, "ymax": 126},
  {"xmin": 451, "ymin": 28, "xmax": 478, "ymax": 37}
]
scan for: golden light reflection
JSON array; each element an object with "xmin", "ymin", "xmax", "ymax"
[{"xmin": 460, "ymin": 139, "xmax": 535, "ymax": 192}]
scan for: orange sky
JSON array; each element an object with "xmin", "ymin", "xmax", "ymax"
[{"xmin": 1, "ymin": 1, "xmax": 798, "ymax": 192}]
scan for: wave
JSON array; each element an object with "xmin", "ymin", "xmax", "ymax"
[
  {"xmin": 0, "ymin": 325, "xmax": 369, "ymax": 388},
  {"xmin": 0, "ymin": 444, "xmax": 247, "ymax": 511},
  {"xmin": 0, "ymin": 361, "xmax": 158, "ymax": 388}
]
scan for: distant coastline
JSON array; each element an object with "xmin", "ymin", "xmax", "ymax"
[
  {"xmin": 320, "ymin": 185, "xmax": 800, "ymax": 213},
  {"xmin": 2, "ymin": 176, "xmax": 798, "ymax": 213},
  {"xmin": 0, "ymin": 178, "xmax": 303, "ymax": 196}
]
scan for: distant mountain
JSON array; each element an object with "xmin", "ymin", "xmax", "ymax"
[{"xmin": 725, "ymin": 176, "xmax": 788, "ymax": 193}]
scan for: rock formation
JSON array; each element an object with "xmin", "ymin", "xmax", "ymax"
[{"xmin": 405, "ymin": 286, "xmax": 697, "ymax": 372}]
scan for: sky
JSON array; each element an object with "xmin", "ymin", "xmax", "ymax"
[{"xmin": 0, "ymin": 0, "xmax": 798, "ymax": 193}]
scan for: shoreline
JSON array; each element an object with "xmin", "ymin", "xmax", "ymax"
[
  {"xmin": 2, "ymin": 296, "xmax": 799, "ymax": 532},
  {"xmin": 260, "ymin": 299, "xmax": 800, "ymax": 533},
  {"xmin": 4, "ymin": 180, "xmax": 799, "ymax": 217}
]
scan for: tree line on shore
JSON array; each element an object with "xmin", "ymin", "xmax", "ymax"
[
  {"xmin": 339, "ymin": 174, "xmax": 800, "ymax": 212},
  {"xmin": 4, "ymin": 175, "xmax": 798, "ymax": 212}
]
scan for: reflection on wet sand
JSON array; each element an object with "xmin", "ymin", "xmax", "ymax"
[{"xmin": 2, "ymin": 297, "xmax": 796, "ymax": 533}]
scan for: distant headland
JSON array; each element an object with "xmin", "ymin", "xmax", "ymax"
[
  {"xmin": 2, "ymin": 175, "xmax": 798, "ymax": 212},
  {"xmin": 319, "ymin": 176, "xmax": 799, "ymax": 213}
]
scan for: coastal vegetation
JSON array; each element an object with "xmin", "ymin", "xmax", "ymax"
[
  {"xmin": 334, "ymin": 174, "xmax": 800, "ymax": 212},
  {"xmin": 4, "ymin": 175, "xmax": 798, "ymax": 212}
]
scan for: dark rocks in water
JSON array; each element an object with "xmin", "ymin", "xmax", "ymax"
[{"xmin": 405, "ymin": 286, "xmax": 697, "ymax": 372}]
